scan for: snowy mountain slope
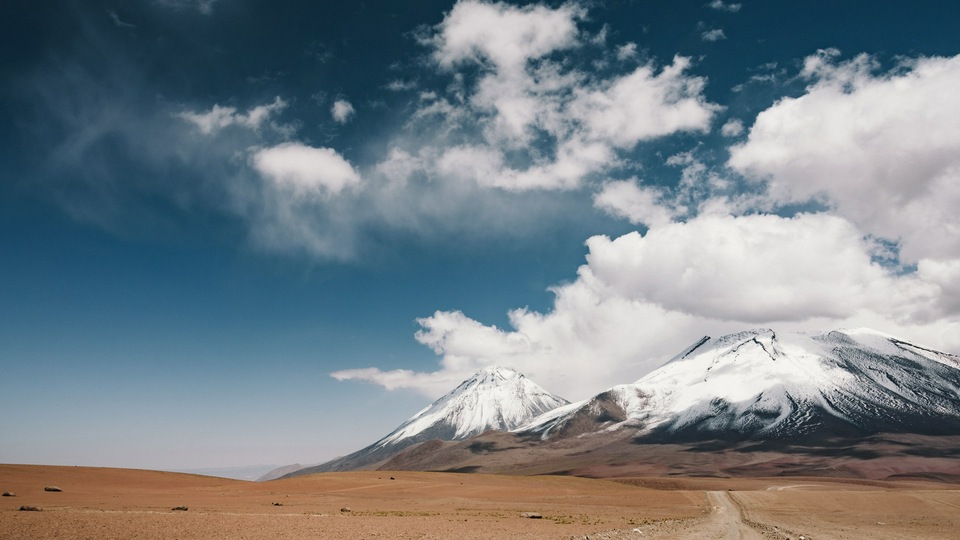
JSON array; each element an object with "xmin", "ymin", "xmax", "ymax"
[
  {"xmin": 521, "ymin": 328, "xmax": 960, "ymax": 442},
  {"xmin": 286, "ymin": 366, "xmax": 568, "ymax": 476},
  {"xmin": 375, "ymin": 366, "xmax": 570, "ymax": 447}
]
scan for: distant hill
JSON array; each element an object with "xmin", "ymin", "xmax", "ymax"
[{"xmin": 256, "ymin": 463, "xmax": 307, "ymax": 482}]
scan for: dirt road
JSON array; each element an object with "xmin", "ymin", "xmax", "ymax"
[
  {"xmin": 704, "ymin": 491, "xmax": 765, "ymax": 540},
  {"xmin": 596, "ymin": 491, "xmax": 773, "ymax": 539}
]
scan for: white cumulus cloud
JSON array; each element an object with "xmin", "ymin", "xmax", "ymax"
[
  {"xmin": 251, "ymin": 143, "xmax": 361, "ymax": 197},
  {"xmin": 593, "ymin": 180, "xmax": 676, "ymax": 228},
  {"xmin": 334, "ymin": 212, "xmax": 959, "ymax": 400},
  {"xmin": 430, "ymin": 0, "xmax": 583, "ymax": 72},
  {"xmin": 569, "ymin": 56, "xmax": 719, "ymax": 149},
  {"xmin": 583, "ymin": 213, "xmax": 901, "ymax": 322},
  {"xmin": 729, "ymin": 52, "xmax": 960, "ymax": 264},
  {"xmin": 399, "ymin": 1, "xmax": 719, "ymax": 191}
]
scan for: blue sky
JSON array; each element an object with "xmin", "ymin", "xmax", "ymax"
[{"xmin": 2, "ymin": 0, "xmax": 960, "ymax": 471}]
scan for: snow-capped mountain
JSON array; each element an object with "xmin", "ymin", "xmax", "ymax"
[
  {"xmin": 523, "ymin": 328, "xmax": 960, "ymax": 442},
  {"xmin": 376, "ymin": 365, "xmax": 570, "ymax": 446},
  {"xmin": 286, "ymin": 366, "xmax": 568, "ymax": 475}
]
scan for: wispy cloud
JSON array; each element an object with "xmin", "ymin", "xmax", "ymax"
[
  {"xmin": 177, "ymin": 97, "xmax": 288, "ymax": 135},
  {"xmin": 720, "ymin": 118, "xmax": 744, "ymax": 137},
  {"xmin": 616, "ymin": 42, "xmax": 638, "ymax": 61},
  {"xmin": 701, "ymin": 28, "xmax": 727, "ymax": 42},
  {"xmin": 154, "ymin": 0, "xmax": 217, "ymax": 15},
  {"xmin": 330, "ymin": 100, "xmax": 355, "ymax": 124},
  {"xmin": 107, "ymin": 10, "xmax": 136, "ymax": 29},
  {"xmin": 707, "ymin": 0, "xmax": 742, "ymax": 13},
  {"xmin": 385, "ymin": 79, "xmax": 418, "ymax": 92}
]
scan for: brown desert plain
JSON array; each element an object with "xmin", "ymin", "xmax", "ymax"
[{"xmin": 3, "ymin": 464, "xmax": 960, "ymax": 539}]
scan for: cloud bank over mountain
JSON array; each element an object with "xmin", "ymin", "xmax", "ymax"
[{"xmin": 331, "ymin": 5, "xmax": 960, "ymax": 400}]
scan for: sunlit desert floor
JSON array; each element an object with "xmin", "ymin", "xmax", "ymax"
[{"xmin": 2, "ymin": 464, "xmax": 960, "ymax": 539}]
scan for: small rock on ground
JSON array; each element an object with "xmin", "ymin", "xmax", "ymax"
[
  {"xmin": 19, "ymin": 506, "xmax": 42, "ymax": 512},
  {"xmin": 43, "ymin": 486, "xmax": 62, "ymax": 492},
  {"xmin": 520, "ymin": 512, "xmax": 543, "ymax": 519}
]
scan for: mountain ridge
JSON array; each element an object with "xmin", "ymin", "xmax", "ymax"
[{"xmin": 519, "ymin": 328, "xmax": 960, "ymax": 443}]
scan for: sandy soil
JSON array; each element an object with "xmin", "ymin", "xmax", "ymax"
[{"xmin": 2, "ymin": 465, "xmax": 959, "ymax": 539}]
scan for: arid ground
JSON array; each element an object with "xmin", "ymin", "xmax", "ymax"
[{"xmin": 2, "ymin": 464, "xmax": 960, "ymax": 539}]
